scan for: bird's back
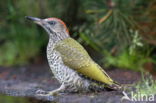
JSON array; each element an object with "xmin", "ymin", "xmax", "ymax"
[{"xmin": 55, "ymin": 38, "xmax": 116, "ymax": 86}]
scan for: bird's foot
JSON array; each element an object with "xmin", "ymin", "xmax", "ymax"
[
  {"xmin": 36, "ymin": 89, "xmax": 48, "ymax": 96},
  {"xmin": 36, "ymin": 84, "xmax": 65, "ymax": 96},
  {"xmin": 47, "ymin": 91, "xmax": 60, "ymax": 96},
  {"xmin": 36, "ymin": 89, "xmax": 60, "ymax": 96}
]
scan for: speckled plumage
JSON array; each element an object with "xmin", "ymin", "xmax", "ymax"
[
  {"xmin": 47, "ymin": 38, "xmax": 91, "ymax": 92},
  {"xmin": 26, "ymin": 16, "xmax": 121, "ymax": 95},
  {"xmin": 47, "ymin": 36, "xmax": 119, "ymax": 92}
]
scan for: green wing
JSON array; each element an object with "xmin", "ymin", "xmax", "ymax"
[{"xmin": 55, "ymin": 38, "xmax": 114, "ymax": 85}]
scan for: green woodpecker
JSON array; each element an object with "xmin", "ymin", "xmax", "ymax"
[{"xmin": 26, "ymin": 16, "xmax": 121, "ymax": 96}]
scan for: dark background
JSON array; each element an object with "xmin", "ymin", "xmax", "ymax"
[{"xmin": 0, "ymin": 0, "xmax": 156, "ymax": 72}]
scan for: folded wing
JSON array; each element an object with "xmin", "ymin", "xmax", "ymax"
[{"xmin": 55, "ymin": 38, "xmax": 114, "ymax": 85}]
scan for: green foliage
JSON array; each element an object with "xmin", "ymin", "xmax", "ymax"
[
  {"xmin": 78, "ymin": 0, "xmax": 155, "ymax": 71},
  {"xmin": 123, "ymin": 75, "xmax": 156, "ymax": 101},
  {"xmin": 104, "ymin": 50, "xmax": 150, "ymax": 71},
  {"xmin": 0, "ymin": 95, "xmax": 29, "ymax": 103},
  {"xmin": 0, "ymin": 0, "xmax": 155, "ymax": 69},
  {"xmin": 104, "ymin": 30, "xmax": 153, "ymax": 71},
  {"xmin": 0, "ymin": 0, "xmax": 46, "ymax": 66},
  {"xmin": 134, "ymin": 75, "xmax": 156, "ymax": 96},
  {"xmin": 0, "ymin": 0, "xmax": 69, "ymax": 66},
  {"xmin": 80, "ymin": 0, "xmax": 145, "ymax": 52}
]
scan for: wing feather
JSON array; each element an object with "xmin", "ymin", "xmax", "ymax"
[{"xmin": 55, "ymin": 38, "xmax": 114, "ymax": 85}]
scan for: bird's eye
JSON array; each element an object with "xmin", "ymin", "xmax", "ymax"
[{"xmin": 48, "ymin": 21, "xmax": 56, "ymax": 25}]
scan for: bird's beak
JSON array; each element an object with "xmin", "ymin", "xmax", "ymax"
[{"xmin": 25, "ymin": 16, "xmax": 42, "ymax": 25}]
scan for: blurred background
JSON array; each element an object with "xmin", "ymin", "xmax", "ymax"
[
  {"xmin": 0, "ymin": 0, "xmax": 156, "ymax": 102},
  {"xmin": 0, "ymin": 0, "xmax": 156, "ymax": 71}
]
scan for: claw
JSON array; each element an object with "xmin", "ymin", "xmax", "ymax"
[
  {"xmin": 36, "ymin": 89, "xmax": 60, "ymax": 96},
  {"xmin": 36, "ymin": 89, "xmax": 48, "ymax": 96},
  {"xmin": 36, "ymin": 89, "xmax": 47, "ymax": 94},
  {"xmin": 46, "ymin": 91, "xmax": 60, "ymax": 96},
  {"xmin": 36, "ymin": 84, "xmax": 65, "ymax": 96}
]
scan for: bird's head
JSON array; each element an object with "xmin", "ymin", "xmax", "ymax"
[{"xmin": 26, "ymin": 16, "xmax": 69, "ymax": 42}]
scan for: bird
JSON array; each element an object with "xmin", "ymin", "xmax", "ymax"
[{"xmin": 25, "ymin": 16, "xmax": 121, "ymax": 96}]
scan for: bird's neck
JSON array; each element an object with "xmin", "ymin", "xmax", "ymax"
[
  {"xmin": 49, "ymin": 31, "xmax": 69, "ymax": 44},
  {"xmin": 47, "ymin": 38, "xmax": 55, "ymax": 57}
]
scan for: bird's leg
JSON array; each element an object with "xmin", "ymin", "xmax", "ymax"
[
  {"xmin": 47, "ymin": 84, "xmax": 66, "ymax": 96},
  {"xmin": 36, "ymin": 84, "xmax": 66, "ymax": 96}
]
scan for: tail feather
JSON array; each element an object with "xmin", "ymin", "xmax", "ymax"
[
  {"xmin": 109, "ymin": 81, "xmax": 122, "ymax": 90},
  {"xmin": 89, "ymin": 81, "xmax": 122, "ymax": 91}
]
